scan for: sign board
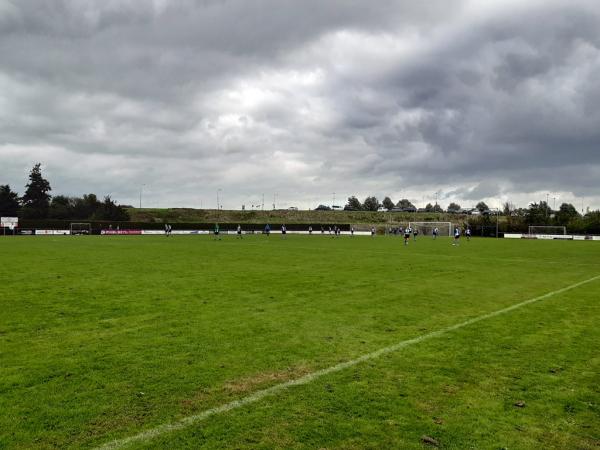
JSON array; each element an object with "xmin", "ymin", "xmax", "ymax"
[
  {"xmin": 1, "ymin": 217, "xmax": 18, "ymax": 229},
  {"xmin": 101, "ymin": 230, "xmax": 142, "ymax": 235},
  {"xmin": 35, "ymin": 229, "xmax": 71, "ymax": 235}
]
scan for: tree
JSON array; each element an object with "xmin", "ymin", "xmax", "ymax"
[
  {"xmin": 315, "ymin": 204, "xmax": 331, "ymax": 211},
  {"xmin": 475, "ymin": 201, "xmax": 489, "ymax": 213},
  {"xmin": 345, "ymin": 196, "xmax": 362, "ymax": 211},
  {"xmin": 425, "ymin": 203, "xmax": 434, "ymax": 212},
  {"xmin": 49, "ymin": 195, "xmax": 74, "ymax": 219},
  {"xmin": 433, "ymin": 203, "xmax": 443, "ymax": 213},
  {"xmin": 94, "ymin": 196, "xmax": 130, "ymax": 221},
  {"xmin": 396, "ymin": 199, "xmax": 415, "ymax": 210},
  {"xmin": 362, "ymin": 196, "xmax": 380, "ymax": 211},
  {"xmin": 0, "ymin": 185, "xmax": 20, "ymax": 217},
  {"xmin": 382, "ymin": 197, "xmax": 394, "ymax": 211},
  {"xmin": 502, "ymin": 201, "xmax": 514, "ymax": 216},
  {"xmin": 514, "ymin": 207, "xmax": 528, "ymax": 218},
  {"xmin": 447, "ymin": 202, "xmax": 461, "ymax": 213},
  {"xmin": 581, "ymin": 210, "xmax": 600, "ymax": 234},
  {"xmin": 555, "ymin": 203, "xmax": 579, "ymax": 225},
  {"xmin": 525, "ymin": 201, "xmax": 551, "ymax": 225},
  {"xmin": 72, "ymin": 194, "xmax": 100, "ymax": 219},
  {"xmin": 22, "ymin": 163, "xmax": 51, "ymax": 219}
]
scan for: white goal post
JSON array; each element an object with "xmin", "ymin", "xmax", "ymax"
[
  {"xmin": 409, "ymin": 221, "xmax": 452, "ymax": 237},
  {"xmin": 70, "ymin": 223, "xmax": 91, "ymax": 235},
  {"xmin": 528, "ymin": 226, "xmax": 566, "ymax": 235}
]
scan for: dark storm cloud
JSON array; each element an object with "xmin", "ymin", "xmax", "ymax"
[
  {"xmin": 1, "ymin": 0, "xmax": 599, "ymax": 209},
  {"xmin": 324, "ymin": 2, "xmax": 600, "ymax": 201}
]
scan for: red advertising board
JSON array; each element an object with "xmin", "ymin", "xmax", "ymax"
[{"xmin": 101, "ymin": 230, "xmax": 142, "ymax": 235}]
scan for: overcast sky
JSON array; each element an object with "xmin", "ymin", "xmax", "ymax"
[{"xmin": 1, "ymin": 0, "xmax": 599, "ymax": 211}]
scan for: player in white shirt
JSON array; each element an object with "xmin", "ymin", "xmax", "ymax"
[
  {"xmin": 404, "ymin": 227, "xmax": 411, "ymax": 245},
  {"xmin": 452, "ymin": 227, "xmax": 460, "ymax": 245},
  {"xmin": 236, "ymin": 224, "xmax": 243, "ymax": 239},
  {"xmin": 466, "ymin": 227, "xmax": 472, "ymax": 241},
  {"xmin": 281, "ymin": 224, "xmax": 287, "ymax": 239},
  {"xmin": 432, "ymin": 227, "xmax": 438, "ymax": 239},
  {"xmin": 371, "ymin": 226, "xmax": 376, "ymax": 237}
]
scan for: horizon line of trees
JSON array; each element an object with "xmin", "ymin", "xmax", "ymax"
[
  {"xmin": 340, "ymin": 196, "xmax": 490, "ymax": 213},
  {"xmin": 333, "ymin": 195, "xmax": 594, "ymax": 229},
  {"xmin": 0, "ymin": 163, "xmax": 130, "ymax": 221},
  {"xmin": 2, "ymin": 168, "xmax": 596, "ymax": 231}
]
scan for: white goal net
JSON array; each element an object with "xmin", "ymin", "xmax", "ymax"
[
  {"xmin": 70, "ymin": 223, "xmax": 91, "ymax": 235},
  {"xmin": 528, "ymin": 226, "xmax": 566, "ymax": 235},
  {"xmin": 409, "ymin": 221, "xmax": 452, "ymax": 237}
]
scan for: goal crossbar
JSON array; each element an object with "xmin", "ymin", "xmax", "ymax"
[
  {"xmin": 409, "ymin": 221, "xmax": 452, "ymax": 237},
  {"xmin": 70, "ymin": 222, "xmax": 91, "ymax": 235},
  {"xmin": 528, "ymin": 226, "xmax": 566, "ymax": 235}
]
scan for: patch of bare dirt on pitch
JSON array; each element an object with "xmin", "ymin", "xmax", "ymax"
[
  {"xmin": 223, "ymin": 364, "xmax": 313, "ymax": 394},
  {"xmin": 178, "ymin": 363, "xmax": 314, "ymax": 415}
]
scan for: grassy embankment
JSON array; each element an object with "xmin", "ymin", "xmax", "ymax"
[{"xmin": 128, "ymin": 207, "xmax": 491, "ymax": 228}]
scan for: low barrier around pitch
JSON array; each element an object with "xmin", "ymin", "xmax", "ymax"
[
  {"xmin": 9, "ymin": 230, "xmax": 600, "ymax": 240},
  {"xmin": 504, "ymin": 233, "xmax": 600, "ymax": 241}
]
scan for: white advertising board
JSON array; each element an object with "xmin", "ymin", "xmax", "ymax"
[
  {"xmin": 35, "ymin": 229, "xmax": 71, "ymax": 235},
  {"xmin": 1, "ymin": 217, "xmax": 18, "ymax": 229},
  {"xmin": 170, "ymin": 230, "xmax": 210, "ymax": 235}
]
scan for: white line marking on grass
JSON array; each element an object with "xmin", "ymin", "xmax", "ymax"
[{"xmin": 96, "ymin": 274, "xmax": 600, "ymax": 450}]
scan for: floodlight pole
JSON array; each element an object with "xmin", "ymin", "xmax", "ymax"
[
  {"xmin": 139, "ymin": 184, "xmax": 145, "ymax": 209},
  {"xmin": 496, "ymin": 208, "xmax": 499, "ymax": 238},
  {"xmin": 216, "ymin": 189, "xmax": 222, "ymax": 220}
]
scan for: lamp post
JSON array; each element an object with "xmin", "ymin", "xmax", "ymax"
[
  {"xmin": 216, "ymin": 189, "xmax": 222, "ymax": 220},
  {"xmin": 494, "ymin": 207, "xmax": 499, "ymax": 238},
  {"xmin": 139, "ymin": 184, "xmax": 146, "ymax": 209}
]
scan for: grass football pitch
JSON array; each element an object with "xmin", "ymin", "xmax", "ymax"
[{"xmin": 1, "ymin": 235, "xmax": 599, "ymax": 449}]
